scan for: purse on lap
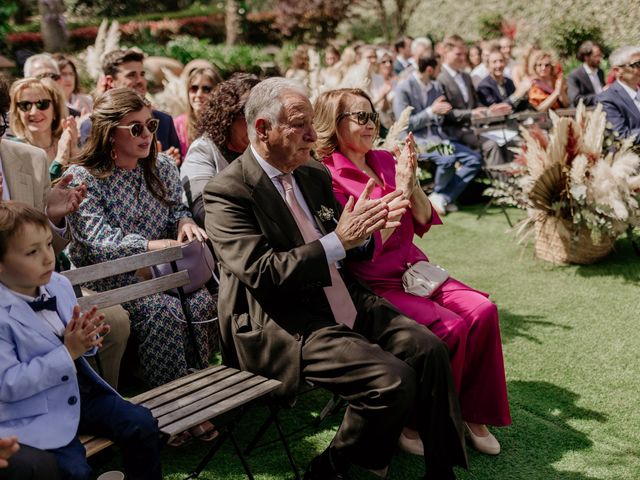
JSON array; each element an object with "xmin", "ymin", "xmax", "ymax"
[
  {"xmin": 151, "ymin": 240, "xmax": 216, "ymax": 295},
  {"xmin": 401, "ymin": 261, "xmax": 449, "ymax": 297}
]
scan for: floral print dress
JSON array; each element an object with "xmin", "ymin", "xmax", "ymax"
[{"xmin": 66, "ymin": 155, "xmax": 217, "ymax": 386}]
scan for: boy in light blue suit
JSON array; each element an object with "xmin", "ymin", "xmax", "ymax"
[{"xmin": 0, "ymin": 202, "xmax": 162, "ymax": 480}]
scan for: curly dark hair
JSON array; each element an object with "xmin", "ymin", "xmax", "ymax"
[
  {"xmin": 196, "ymin": 73, "xmax": 260, "ymax": 147},
  {"xmin": 0, "ymin": 75, "xmax": 9, "ymax": 116}
]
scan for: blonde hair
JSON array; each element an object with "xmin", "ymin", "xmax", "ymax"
[
  {"xmin": 9, "ymin": 77, "xmax": 68, "ymax": 142},
  {"xmin": 313, "ymin": 88, "xmax": 377, "ymax": 158},
  {"xmin": 528, "ymin": 50, "xmax": 556, "ymax": 80}
]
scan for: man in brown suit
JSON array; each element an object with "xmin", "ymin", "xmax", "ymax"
[
  {"xmin": 204, "ymin": 78, "xmax": 466, "ymax": 480},
  {"xmin": 0, "ymin": 77, "xmax": 129, "ymax": 390}
]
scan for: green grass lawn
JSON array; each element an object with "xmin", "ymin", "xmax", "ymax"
[{"xmin": 96, "ymin": 206, "xmax": 639, "ymax": 480}]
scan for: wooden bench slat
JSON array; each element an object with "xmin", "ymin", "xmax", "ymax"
[
  {"xmin": 76, "ymin": 272, "xmax": 190, "ymax": 310},
  {"xmin": 140, "ymin": 369, "xmax": 248, "ymax": 411},
  {"xmin": 62, "ymin": 246, "xmax": 183, "ymax": 286},
  {"xmin": 157, "ymin": 375, "xmax": 270, "ymax": 429},
  {"xmin": 130, "ymin": 365, "xmax": 227, "ymax": 404},
  {"xmin": 148, "ymin": 371, "xmax": 255, "ymax": 417},
  {"xmin": 160, "ymin": 379, "xmax": 281, "ymax": 437},
  {"xmin": 82, "ymin": 436, "xmax": 114, "ymax": 456}
]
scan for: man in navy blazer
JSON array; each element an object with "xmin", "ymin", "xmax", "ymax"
[
  {"xmin": 596, "ymin": 45, "xmax": 640, "ymax": 144},
  {"xmin": 567, "ymin": 41, "xmax": 605, "ymax": 107},
  {"xmin": 477, "ymin": 48, "xmax": 530, "ymax": 111},
  {"xmin": 79, "ymin": 49, "xmax": 181, "ymax": 161}
]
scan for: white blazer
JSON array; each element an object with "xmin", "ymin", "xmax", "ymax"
[{"xmin": 0, "ymin": 273, "xmax": 114, "ymax": 449}]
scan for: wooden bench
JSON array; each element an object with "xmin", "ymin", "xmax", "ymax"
[{"xmin": 63, "ymin": 248, "xmax": 299, "ymax": 478}]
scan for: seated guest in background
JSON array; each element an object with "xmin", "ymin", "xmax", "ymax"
[
  {"xmin": 23, "ymin": 54, "xmax": 81, "ymax": 118},
  {"xmin": 567, "ymin": 41, "xmax": 605, "ymax": 107},
  {"xmin": 82, "ymin": 49, "xmax": 181, "ymax": 164},
  {"xmin": 0, "ymin": 77, "xmax": 129, "ymax": 391},
  {"xmin": 173, "ymin": 66, "xmax": 222, "ymax": 158},
  {"xmin": 499, "ymin": 36, "xmax": 516, "ymax": 78},
  {"xmin": 182, "ymin": 74, "xmax": 260, "ymax": 227},
  {"xmin": 393, "ymin": 36, "xmax": 413, "ymax": 74},
  {"xmin": 477, "ymin": 47, "xmax": 530, "ymax": 111},
  {"xmin": 0, "ymin": 202, "xmax": 162, "ymax": 480},
  {"xmin": 204, "ymin": 77, "xmax": 467, "ymax": 480},
  {"xmin": 437, "ymin": 35, "xmax": 511, "ymax": 166},
  {"xmin": 401, "ymin": 36, "xmax": 433, "ymax": 78},
  {"xmin": 66, "ymin": 89, "xmax": 217, "ymax": 399},
  {"xmin": 394, "ymin": 55, "xmax": 483, "ymax": 215},
  {"xmin": 316, "ymin": 87, "xmax": 511, "ymax": 456},
  {"xmin": 596, "ymin": 46, "xmax": 640, "ymax": 144},
  {"xmin": 510, "ymin": 44, "xmax": 539, "ymax": 88},
  {"xmin": 370, "ymin": 49, "xmax": 397, "ymax": 131},
  {"xmin": 319, "ymin": 45, "xmax": 343, "ymax": 89},
  {"xmin": 52, "ymin": 54, "xmax": 93, "ymax": 115},
  {"xmin": 285, "ymin": 45, "xmax": 311, "ymax": 88},
  {"xmin": 468, "ymin": 43, "xmax": 490, "ymax": 87},
  {"xmin": 9, "ymin": 77, "xmax": 79, "ymax": 179},
  {"xmin": 527, "ymin": 50, "xmax": 569, "ymax": 112}
]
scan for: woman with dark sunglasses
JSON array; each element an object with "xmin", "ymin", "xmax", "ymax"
[
  {"xmin": 8, "ymin": 77, "xmax": 78, "ymax": 179},
  {"xmin": 314, "ymin": 88, "xmax": 510, "ymax": 458},
  {"xmin": 173, "ymin": 67, "xmax": 222, "ymax": 159},
  {"xmin": 64, "ymin": 89, "xmax": 218, "ymax": 408}
]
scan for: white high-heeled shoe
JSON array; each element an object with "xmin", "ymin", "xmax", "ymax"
[{"xmin": 465, "ymin": 423, "xmax": 500, "ymax": 455}]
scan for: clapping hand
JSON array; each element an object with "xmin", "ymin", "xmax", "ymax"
[
  {"xmin": 335, "ymin": 179, "xmax": 409, "ymax": 250},
  {"xmin": 161, "ymin": 144, "xmax": 182, "ymax": 167},
  {"xmin": 0, "ymin": 436, "xmax": 19, "ymax": 468},
  {"xmin": 64, "ymin": 306, "xmax": 109, "ymax": 360},
  {"xmin": 46, "ymin": 174, "xmax": 87, "ymax": 226},
  {"xmin": 394, "ymin": 132, "xmax": 418, "ymax": 200},
  {"xmin": 55, "ymin": 116, "xmax": 79, "ymax": 167},
  {"xmin": 431, "ymin": 95, "xmax": 452, "ymax": 115}
]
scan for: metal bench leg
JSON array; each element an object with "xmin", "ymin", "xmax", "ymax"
[
  {"xmin": 269, "ymin": 404, "xmax": 301, "ymax": 480},
  {"xmin": 227, "ymin": 427, "xmax": 255, "ymax": 480},
  {"xmin": 185, "ymin": 429, "xmax": 230, "ymax": 479},
  {"xmin": 316, "ymin": 394, "xmax": 343, "ymax": 425},
  {"xmin": 243, "ymin": 408, "xmax": 276, "ymax": 455}
]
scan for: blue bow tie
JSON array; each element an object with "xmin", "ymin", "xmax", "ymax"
[{"xmin": 28, "ymin": 295, "xmax": 57, "ymax": 312}]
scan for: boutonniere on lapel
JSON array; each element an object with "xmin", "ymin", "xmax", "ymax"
[{"xmin": 316, "ymin": 205, "xmax": 336, "ymax": 223}]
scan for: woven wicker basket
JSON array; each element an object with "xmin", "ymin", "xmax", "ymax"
[{"xmin": 534, "ymin": 215, "xmax": 614, "ymax": 265}]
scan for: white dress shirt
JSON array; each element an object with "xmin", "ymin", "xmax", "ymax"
[
  {"xmin": 583, "ymin": 64, "xmax": 603, "ymax": 94},
  {"xmin": 251, "ymin": 145, "xmax": 346, "ymax": 266},
  {"xmin": 443, "ymin": 63, "xmax": 469, "ymax": 104},
  {"xmin": 13, "ymin": 286, "xmax": 66, "ymax": 337},
  {"xmin": 617, "ymin": 80, "xmax": 640, "ymax": 112}
]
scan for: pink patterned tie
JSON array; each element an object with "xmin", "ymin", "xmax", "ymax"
[{"xmin": 278, "ymin": 174, "xmax": 357, "ymax": 329}]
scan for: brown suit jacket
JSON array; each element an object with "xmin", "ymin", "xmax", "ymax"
[
  {"xmin": 0, "ymin": 139, "xmax": 69, "ymax": 253},
  {"xmin": 203, "ymin": 148, "xmax": 379, "ymax": 403}
]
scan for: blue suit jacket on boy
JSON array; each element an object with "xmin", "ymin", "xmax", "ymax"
[{"xmin": 0, "ymin": 273, "xmax": 115, "ymax": 449}]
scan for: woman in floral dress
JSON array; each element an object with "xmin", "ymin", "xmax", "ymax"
[{"xmin": 66, "ymin": 88, "xmax": 217, "ymax": 389}]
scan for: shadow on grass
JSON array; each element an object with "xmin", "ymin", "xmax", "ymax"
[
  {"xmin": 499, "ymin": 308, "xmax": 572, "ymax": 345},
  {"xmin": 574, "ymin": 237, "xmax": 640, "ymax": 284},
  {"xmin": 495, "ymin": 380, "xmax": 607, "ymax": 480}
]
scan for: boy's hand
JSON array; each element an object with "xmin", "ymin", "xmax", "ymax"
[
  {"xmin": 0, "ymin": 436, "xmax": 19, "ymax": 468},
  {"xmin": 64, "ymin": 306, "xmax": 108, "ymax": 360}
]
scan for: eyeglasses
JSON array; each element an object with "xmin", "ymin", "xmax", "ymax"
[
  {"xmin": 621, "ymin": 60, "xmax": 640, "ymax": 69},
  {"xmin": 16, "ymin": 99, "xmax": 52, "ymax": 112},
  {"xmin": 115, "ymin": 118, "xmax": 160, "ymax": 137},
  {"xmin": 536, "ymin": 63, "xmax": 552, "ymax": 68},
  {"xmin": 189, "ymin": 84, "xmax": 213, "ymax": 94},
  {"xmin": 36, "ymin": 72, "xmax": 61, "ymax": 81},
  {"xmin": 380, "ymin": 59, "xmax": 393, "ymax": 65},
  {"xmin": 338, "ymin": 111, "xmax": 379, "ymax": 126}
]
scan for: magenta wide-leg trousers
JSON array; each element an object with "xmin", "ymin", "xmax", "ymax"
[{"xmin": 381, "ymin": 277, "xmax": 511, "ymax": 426}]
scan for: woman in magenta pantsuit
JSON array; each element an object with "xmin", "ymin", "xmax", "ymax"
[{"xmin": 314, "ymin": 88, "xmax": 511, "ymax": 455}]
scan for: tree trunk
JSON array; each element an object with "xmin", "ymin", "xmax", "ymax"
[
  {"xmin": 38, "ymin": 0, "xmax": 69, "ymax": 52},
  {"xmin": 225, "ymin": 0, "xmax": 241, "ymax": 46}
]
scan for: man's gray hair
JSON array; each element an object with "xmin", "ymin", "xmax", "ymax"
[
  {"xmin": 23, "ymin": 53, "xmax": 59, "ymax": 78},
  {"xmin": 609, "ymin": 46, "xmax": 640, "ymax": 67},
  {"xmin": 245, "ymin": 77, "xmax": 307, "ymax": 142},
  {"xmin": 411, "ymin": 37, "xmax": 433, "ymax": 56}
]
